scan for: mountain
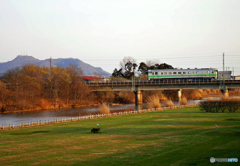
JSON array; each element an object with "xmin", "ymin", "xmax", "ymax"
[{"xmin": 0, "ymin": 55, "xmax": 111, "ymax": 77}]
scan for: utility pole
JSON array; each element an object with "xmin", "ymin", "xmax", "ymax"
[
  {"xmin": 233, "ymin": 67, "xmax": 234, "ymax": 77},
  {"xmin": 223, "ymin": 52, "xmax": 225, "ymax": 92},
  {"xmin": 49, "ymin": 57, "xmax": 52, "ymax": 80},
  {"xmin": 50, "ymin": 57, "xmax": 52, "ymax": 93}
]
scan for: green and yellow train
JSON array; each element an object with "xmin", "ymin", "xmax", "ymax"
[{"xmin": 148, "ymin": 68, "xmax": 218, "ymax": 81}]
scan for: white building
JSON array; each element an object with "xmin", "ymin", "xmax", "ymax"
[{"xmin": 218, "ymin": 71, "xmax": 232, "ymax": 80}]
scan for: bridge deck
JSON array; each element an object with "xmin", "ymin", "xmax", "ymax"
[{"xmin": 87, "ymin": 80, "xmax": 240, "ymax": 91}]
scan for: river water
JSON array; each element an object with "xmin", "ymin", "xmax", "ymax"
[{"xmin": 0, "ymin": 100, "xmax": 201, "ymax": 126}]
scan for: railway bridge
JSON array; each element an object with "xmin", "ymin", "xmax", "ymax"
[{"xmin": 87, "ymin": 80, "xmax": 240, "ymax": 110}]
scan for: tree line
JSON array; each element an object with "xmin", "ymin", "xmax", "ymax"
[
  {"xmin": 112, "ymin": 56, "xmax": 174, "ymax": 79},
  {"xmin": 0, "ymin": 64, "xmax": 91, "ymax": 112}
]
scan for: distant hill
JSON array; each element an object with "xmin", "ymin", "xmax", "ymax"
[{"xmin": 0, "ymin": 55, "xmax": 111, "ymax": 78}]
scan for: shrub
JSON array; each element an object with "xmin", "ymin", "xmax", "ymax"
[
  {"xmin": 1, "ymin": 107, "xmax": 6, "ymax": 113},
  {"xmin": 165, "ymin": 99, "xmax": 174, "ymax": 107},
  {"xmin": 147, "ymin": 95, "xmax": 161, "ymax": 109},
  {"xmin": 228, "ymin": 100, "xmax": 240, "ymax": 112},
  {"xmin": 199, "ymin": 99, "xmax": 240, "ymax": 113},
  {"xmin": 98, "ymin": 103, "xmax": 110, "ymax": 114}
]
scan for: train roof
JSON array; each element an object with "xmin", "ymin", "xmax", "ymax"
[{"xmin": 148, "ymin": 68, "xmax": 217, "ymax": 71}]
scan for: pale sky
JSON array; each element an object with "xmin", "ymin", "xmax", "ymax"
[{"xmin": 0, "ymin": 0, "xmax": 240, "ymax": 75}]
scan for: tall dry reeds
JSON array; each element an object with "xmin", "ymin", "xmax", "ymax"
[
  {"xmin": 211, "ymin": 89, "xmax": 216, "ymax": 94},
  {"xmin": 229, "ymin": 89, "xmax": 240, "ymax": 96},
  {"xmin": 159, "ymin": 94, "xmax": 168, "ymax": 102},
  {"xmin": 205, "ymin": 89, "xmax": 211, "ymax": 94},
  {"xmin": 35, "ymin": 99, "xmax": 52, "ymax": 109},
  {"xmin": 221, "ymin": 95, "xmax": 229, "ymax": 100},
  {"xmin": 180, "ymin": 96, "xmax": 187, "ymax": 105},
  {"xmin": 165, "ymin": 99, "xmax": 174, "ymax": 107},
  {"xmin": 192, "ymin": 90, "xmax": 203, "ymax": 100},
  {"xmin": 98, "ymin": 103, "xmax": 110, "ymax": 114},
  {"xmin": 147, "ymin": 95, "xmax": 161, "ymax": 109},
  {"xmin": 182, "ymin": 89, "xmax": 202, "ymax": 100}
]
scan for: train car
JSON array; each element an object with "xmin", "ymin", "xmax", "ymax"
[{"xmin": 148, "ymin": 68, "xmax": 218, "ymax": 81}]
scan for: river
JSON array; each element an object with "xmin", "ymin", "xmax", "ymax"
[{"xmin": 0, "ymin": 100, "xmax": 201, "ymax": 126}]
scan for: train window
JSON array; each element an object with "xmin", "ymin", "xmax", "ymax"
[
  {"xmin": 161, "ymin": 72, "xmax": 163, "ymax": 75},
  {"xmin": 164, "ymin": 72, "xmax": 167, "ymax": 75},
  {"xmin": 155, "ymin": 72, "xmax": 158, "ymax": 75},
  {"xmin": 196, "ymin": 71, "xmax": 199, "ymax": 74},
  {"xmin": 178, "ymin": 72, "xmax": 181, "ymax": 74},
  {"xmin": 173, "ymin": 72, "xmax": 177, "ymax": 74},
  {"xmin": 188, "ymin": 72, "xmax": 191, "ymax": 74},
  {"xmin": 208, "ymin": 71, "xmax": 210, "ymax": 74},
  {"xmin": 192, "ymin": 72, "xmax": 194, "ymax": 74},
  {"xmin": 168, "ymin": 72, "xmax": 172, "ymax": 74},
  {"xmin": 183, "ymin": 72, "xmax": 186, "ymax": 74}
]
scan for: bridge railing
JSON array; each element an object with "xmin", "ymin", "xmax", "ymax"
[{"xmin": 86, "ymin": 79, "xmax": 240, "ymax": 86}]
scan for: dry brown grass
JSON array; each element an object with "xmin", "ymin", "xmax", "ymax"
[
  {"xmin": 220, "ymin": 95, "xmax": 229, "ymax": 100},
  {"xmin": 35, "ymin": 99, "xmax": 52, "ymax": 109},
  {"xmin": 198, "ymin": 89, "xmax": 203, "ymax": 94},
  {"xmin": 58, "ymin": 100, "xmax": 67, "ymax": 108},
  {"xmin": 202, "ymin": 89, "xmax": 222, "ymax": 96},
  {"xmin": 229, "ymin": 89, "xmax": 240, "ymax": 96},
  {"xmin": 192, "ymin": 90, "xmax": 202, "ymax": 99},
  {"xmin": 206, "ymin": 97, "xmax": 212, "ymax": 101},
  {"xmin": 182, "ymin": 89, "xmax": 202, "ymax": 100},
  {"xmin": 98, "ymin": 103, "xmax": 110, "ymax": 114},
  {"xmin": 180, "ymin": 96, "xmax": 187, "ymax": 105},
  {"xmin": 137, "ymin": 74, "xmax": 148, "ymax": 80},
  {"xmin": 159, "ymin": 94, "xmax": 168, "ymax": 102},
  {"xmin": 143, "ymin": 90, "xmax": 167, "ymax": 102},
  {"xmin": 205, "ymin": 89, "xmax": 211, "ymax": 94},
  {"xmin": 216, "ymin": 89, "xmax": 222, "ymax": 94},
  {"xmin": 147, "ymin": 95, "xmax": 161, "ymax": 109},
  {"xmin": 211, "ymin": 89, "xmax": 216, "ymax": 94},
  {"xmin": 165, "ymin": 99, "xmax": 174, "ymax": 107}
]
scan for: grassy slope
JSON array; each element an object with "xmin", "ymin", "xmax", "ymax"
[{"xmin": 0, "ymin": 107, "xmax": 240, "ymax": 166}]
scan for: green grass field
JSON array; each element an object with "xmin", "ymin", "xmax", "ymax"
[{"xmin": 0, "ymin": 107, "xmax": 240, "ymax": 166}]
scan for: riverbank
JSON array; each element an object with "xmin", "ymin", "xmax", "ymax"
[
  {"xmin": 1, "ymin": 103, "xmax": 200, "ymax": 130},
  {"xmin": 0, "ymin": 103, "xmax": 102, "ymax": 114},
  {"xmin": 1, "ymin": 106, "xmax": 239, "ymax": 165}
]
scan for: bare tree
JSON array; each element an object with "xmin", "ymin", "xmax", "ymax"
[
  {"xmin": 120, "ymin": 56, "xmax": 137, "ymax": 72},
  {"xmin": 0, "ymin": 80, "xmax": 9, "ymax": 112},
  {"xmin": 119, "ymin": 56, "xmax": 138, "ymax": 79},
  {"xmin": 145, "ymin": 59, "xmax": 160, "ymax": 67}
]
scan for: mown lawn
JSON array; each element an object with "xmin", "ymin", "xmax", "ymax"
[{"xmin": 0, "ymin": 107, "xmax": 240, "ymax": 166}]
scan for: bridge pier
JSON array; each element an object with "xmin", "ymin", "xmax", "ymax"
[
  {"xmin": 134, "ymin": 90, "xmax": 143, "ymax": 111},
  {"xmin": 177, "ymin": 89, "xmax": 182, "ymax": 101}
]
